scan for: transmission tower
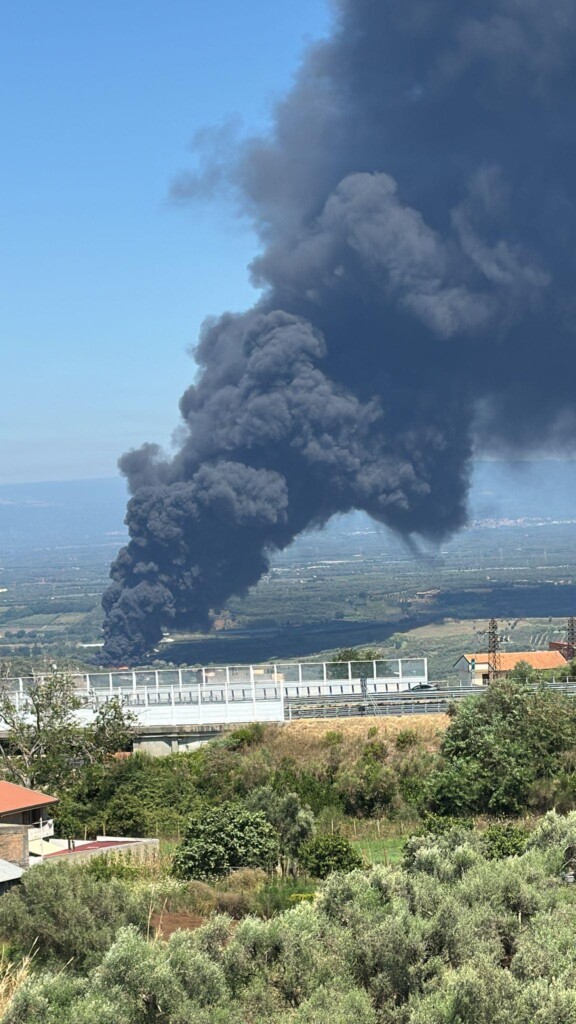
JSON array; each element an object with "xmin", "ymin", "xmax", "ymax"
[
  {"xmin": 566, "ymin": 617, "xmax": 576, "ymax": 662},
  {"xmin": 487, "ymin": 618, "xmax": 501, "ymax": 680}
]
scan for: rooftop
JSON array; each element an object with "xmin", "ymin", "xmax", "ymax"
[
  {"xmin": 0, "ymin": 780, "xmax": 58, "ymax": 816},
  {"xmin": 459, "ymin": 651, "xmax": 569, "ymax": 671},
  {"xmin": 45, "ymin": 839, "xmax": 138, "ymax": 857},
  {"xmin": 0, "ymin": 858, "xmax": 24, "ymax": 883}
]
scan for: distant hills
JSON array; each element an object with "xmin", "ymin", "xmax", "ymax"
[
  {"xmin": 0, "ymin": 460, "xmax": 574, "ymax": 557},
  {"xmin": 0, "ymin": 477, "xmax": 128, "ymax": 553}
]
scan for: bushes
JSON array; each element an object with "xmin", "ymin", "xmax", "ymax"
[
  {"xmin": 272, "ymin": 759, "xmax": 343, "ymax": 816},
  {"xmin": 244, "ymin": 787, "xmax": 315, "ymax": 866},
  {"xmin": 0, "ymin": 862, "xmax": 146, "ymax": 970},
  {"xmin": 8, "ymin": 818, "xmax": 576, "ymax": 1024},
  {"xmin": 53, "ymin": 752, "xmax": 205, "ymax": 840},
  {"xmin": 53, "ymin": 721, "xmax": 443, "ymax": 844},
  {"xmin": 336, "ymin": 763, "xmax": 398, "ymax": 817},
  {"xmin": 299, "ymin": 834, "xmax": 363, "ymax": 878},
  {"xmin": 395, "ymin": 728, "xmax": 419, "ymax": 751},
  {"xmin": 156, "ymin": 869, "xmax": 317, "ymax": 921},
  {"xmin": 224, "ymin": 722, "xmax": 267, "ymax": 751},
  {"xmin": 47, "ymin": 679, "xmax": 576, "ymax": 856},
  {"xmin": 481, "ymin": 823, "xmax": 529, "ymax": 860},
  {"xmin": 4, "ymin": 926, "xmax": 232, "ymax": 1024},
  {"xmin": 172, "ymin": 803, "xmax": 279, "ymax": 880},
  {"xmin": 429, "ymin": 680, "xmax": 576, "ymax": 817},
  {"xmin": 51, "ymin": 720, "xmax": 444, "ymax": 842}
]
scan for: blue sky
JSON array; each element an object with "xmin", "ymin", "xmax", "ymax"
[{"xmin": 1, "ymin": 1, "xmax": 331, "ymax": 483}]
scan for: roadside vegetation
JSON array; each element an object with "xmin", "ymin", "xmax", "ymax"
[
  {"xmin": 3, "ymin": 668, "xmax": 576, "ymax": 1018},
  {"xmin": 4, "ymin": 812, "xmax": 576, "ymax": 1022}
]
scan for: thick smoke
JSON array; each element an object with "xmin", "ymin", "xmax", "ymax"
[{"xmin": 102, "ymin": 0, "xmax": 576, "ymax": 663}]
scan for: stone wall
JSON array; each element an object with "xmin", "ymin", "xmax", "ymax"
[{"xmin": 46, "ymin": 837, "xmax": 159, "ymax": 865}]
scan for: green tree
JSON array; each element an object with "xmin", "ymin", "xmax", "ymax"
[
  {"xmin": 505, "ymin": 660, "xmax": 538, "ymax": 684},
  {"xmin": 298, "ymin": 833, "xmax": 362, "ymax": 878},
  {"xmin": 428, "ymin": 679, "xmax": 576, "ymax": 816},
  {"xmin": 172, "ymin": 803, "xmax": 279, "ymax": 880},
  {"xmin": 0, "ymin": 673, "xmax": 134, "ymax": 791},
  {"xmin": 334, "ymin": 648, "xmax": 361, "ymax": 662},
  {"xmin": 244, "ymin": 786, "xmax": 315, "ymax": 871},
  {"xmin": 481, "ymin": 823, "xmax": 529, "ymax": 860},
  {"xmin": 334, "ymin": 648, "xmax": 380, "ymax": 663}
]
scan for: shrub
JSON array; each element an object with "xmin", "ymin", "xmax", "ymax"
[
  {"xmin": 82, "ymin": 853, "xmax": 141, "ymax": 882},
  {"xmin": 172, "ymin": 803, "xmax": 279, "ymax": 880},
  {"xmin": 419, "ymin": 813, "xmax": 474, "ymax": 836},
  {"xmin": 336, "ymin": 763, "xmax": 398, "ymax": 817},
  {"xmin": 224, "ymin": 722, "xmax": 266, "ymax": 751},
  {"xmin": 252, "ymin": 879, "xmax": 317, "ymax": 917},
  {"xmin": 272, "ymin": 760, "xmax": 342, "ymax": 814},
  {"xmin": 361, "ymin": 739, "xmax": 388, "ymax": 761},
  {"xmin": 396, "ymin": 750, "xmax": 438, "ymax": 808},
  {"xmin": 431, "ymin": 680, "xmax": 576, "ymax": 817},
  {"xmin": 244, "ymin": 786, "xmax": 315, "ymax": 864},
  {"xmin": 526, "ymin": 809, "xmax": 576, "ymax": 853},
  {"xmin": 299, "ymin": 834, "xmax": 363, "ymax": 878},
  {"xmin": 481, "ymin": 823, "xmax": 529, "ymax": 860},
  {"xmin": 0, "ymin": 862, "xmax": 146, "ymax": 970},
  {"xmin": 395, "ymin": 728, "xmax": 419, "ymax": 750},
  {"xmin": 213, "ymin": 889, "xmax": 254, "ymax": 919},
  {"xmin": 404, "ymin": 822, "xmax": 482, "ymax": 880},
  {"xmin": 322, "ymin": 730, "xmax": 344, "ymax": 748}
]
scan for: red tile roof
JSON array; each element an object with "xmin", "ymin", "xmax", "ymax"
[
  {"xmin": 462, "ymin": 651, "xmax": 568, "ymax": 671},
  {"xmin": 0, "ymin": 780, "xmax": 58, "ymax": 816},
  {"xmin": 46, "ymin": 840, "xmax": 135, "ymax": 857}
]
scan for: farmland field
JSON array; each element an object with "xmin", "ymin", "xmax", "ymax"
[{"xmin": 1, "ymin": 463, "xmax": 576, "ymax": 677}]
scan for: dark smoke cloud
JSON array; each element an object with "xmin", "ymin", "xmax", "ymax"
[{"xmin": 102, "ymin": 0, "xmax": 576, "ymax": 664}]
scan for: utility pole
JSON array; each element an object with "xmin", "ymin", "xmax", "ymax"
[
  {"xmin": 487, "ymin": 618, "xmax": 501, "ymax": 682},
  {"xmin": 566, "ymin": 617, "xmax": 576, "ymax": 662}
]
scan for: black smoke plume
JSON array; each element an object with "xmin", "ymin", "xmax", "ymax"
[{"xmin": 102, "ymin": 0, "xmax": 576, "ymax": 664}]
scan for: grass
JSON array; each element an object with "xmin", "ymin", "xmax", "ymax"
[
  {"xmin": 354, "ymin": 836, "xmax": 405, "ymax": 866},
  {"xmin": 264, "ymin": 714, "xmax": 448, "ymax": 763},
  {"xmin": 0, "ymin": 951, "xmax": 31, "ymax": 1017}
]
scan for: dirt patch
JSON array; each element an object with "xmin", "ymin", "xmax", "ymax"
[{"xmin": 151, "ymin": 911, "xmax": 205, "ymax": 938}]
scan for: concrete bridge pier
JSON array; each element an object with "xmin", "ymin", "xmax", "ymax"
[{"xmin": 131, "ymin": 723, "xmax": 232, "ymax": 757}]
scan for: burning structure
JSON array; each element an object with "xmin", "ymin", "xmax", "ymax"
[{"xmin": 102, "ymin": 0, "xmax": 576, "ymax": 663}]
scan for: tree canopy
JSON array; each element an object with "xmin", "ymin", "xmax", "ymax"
[
  {"xmin": 172, "ymin": 803, "xmax": 279, "ymax": 880},
  {"xmin": 6, "ymin": 812, "xmax": 576, "ymax": 1024},
  {"xmin": 0, "ymin": 673, "xmax": 134, "ymax": 791},
  {"xmin": 429, "ymin": 678, "xmax": 576, "ymax": 815}
]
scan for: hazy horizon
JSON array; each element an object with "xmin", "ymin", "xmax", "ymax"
[{"xmin": 1, "ymin": 460, "xmax": 575, "ymax": 560}]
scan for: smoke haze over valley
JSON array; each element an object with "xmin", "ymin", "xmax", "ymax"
[
  {"xmin": 1, "ymin": 462, "xmax": 575, "ymax": 558},
  {"xmin": 101, "ymin": 1, "xmax": 576, "ymax": 663}
]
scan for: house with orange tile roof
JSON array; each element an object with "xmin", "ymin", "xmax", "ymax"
[
  {"xmin": 454, "ymin": 650, "xmax": 569, "ymax": 687},
  {"xmin": 0, "ymin": 780, "xmax": 57, "ymax": 839}
]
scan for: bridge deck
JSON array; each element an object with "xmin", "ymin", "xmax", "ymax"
[{"xmin": 3, "ymin": 660, "xmax": 574, "ymax": 728}]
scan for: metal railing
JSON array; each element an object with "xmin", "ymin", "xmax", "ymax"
[
  {"xmin": 3, "ymin": 664, "xmax": 576, "ymax": 727},
  {"xmin": 3, "ymin": 657, "xmax": 428, "ymax": 696}
]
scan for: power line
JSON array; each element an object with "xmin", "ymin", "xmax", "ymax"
[
  {"xmin": 487, "ymin": 618, "xmax": 501, "ymax": 680},
  {"xmin": 567, "ymin": 617, "xmax": 576, "ymax": 662}
]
